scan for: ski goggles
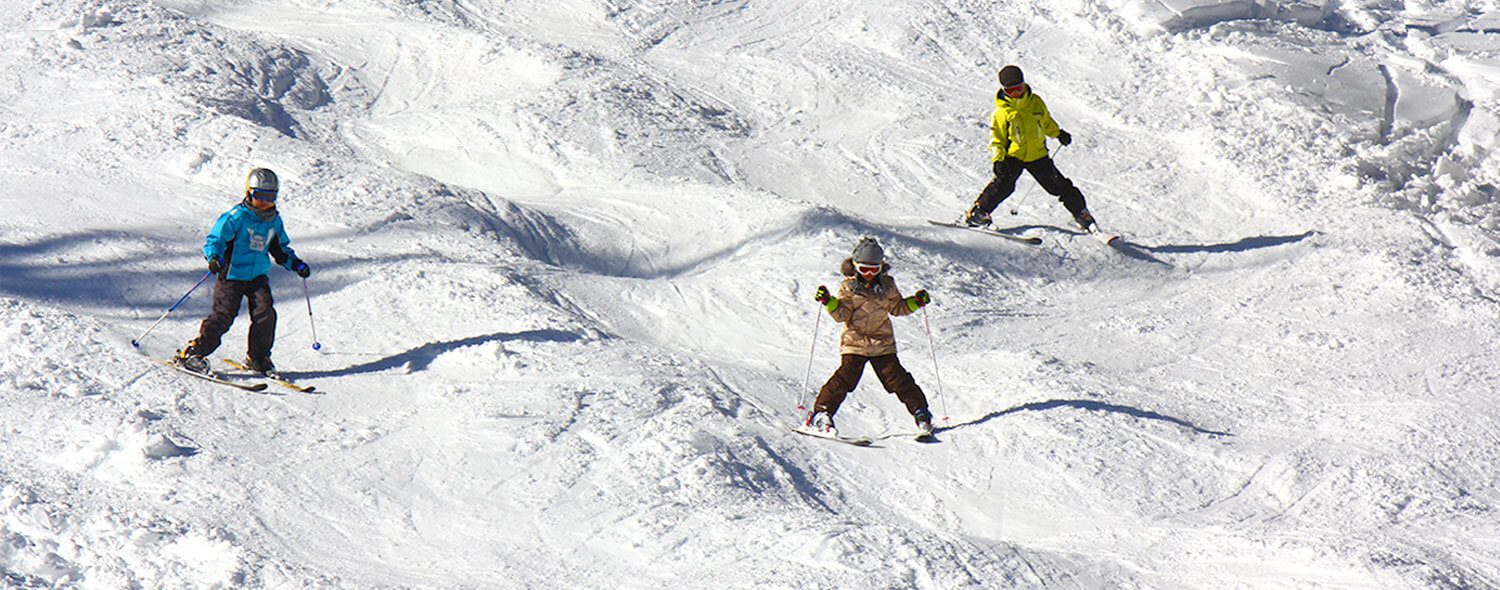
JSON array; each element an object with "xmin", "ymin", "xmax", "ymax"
[
  {"xmin": 249, "ymin": 188, "xmax": 278, "ymax": 202},
  {"xmin": 1002, "ymin": 83, "xmax": 1026, "ymax": 98},
  {"xmin": 855, "ymin": 262, "xmax": 882, "ymax": 277}
]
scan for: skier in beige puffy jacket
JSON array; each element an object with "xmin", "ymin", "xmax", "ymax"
[{"xmin": 807, "ymin": 237, "xmax": 934, "ymax": 437}]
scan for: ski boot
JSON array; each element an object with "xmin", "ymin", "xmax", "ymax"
[
  {"xmin": 1072, "ymin": 207, "xmax": 1097, "ymax": 232},
  {"xmin": 244, "ymin": 357, "xmax": 276, "ymax": 377},
  {"xmin": 173, "ymin": 347, "xmax": 209, "ymax": 375},
  {"xmin": 964, "ymin": 206, "xmax": 992, "ymax": 228},
  {"xmin": 806, "ymin": 411, "xmax": 837, "ymax": 435},
  {"xmin": 914, "ymin": 408, "xmax": 934, "ymax": 436}
]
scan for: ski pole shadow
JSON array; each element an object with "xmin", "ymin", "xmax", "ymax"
[
  {"xmin": 946, "ymin": 398, "xmax": 1231, "ymax": 438},
  {"xmin": 290, "ymin": 329, "xmax": 585, "ymax": 379}
]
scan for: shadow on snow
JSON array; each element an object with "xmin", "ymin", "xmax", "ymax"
[
  {"xmin": 291, "ymin": 329, "xmax": 586, "ymax": 378},
  {"xmin": 1139, "ymin": 231, "xmax": 1316, "ymax": 254},
  {"xmin": 949, "ymin": 398, "xmax": 1232, "ymax": 438},
  {"xmin": 0, "ymin": 228, "xmax": 428, "ymax": 318}
]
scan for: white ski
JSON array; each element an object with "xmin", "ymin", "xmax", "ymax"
[
  {"xmin": 927, "ymin": 220, "xmax": 1043, "ymax": 244},
  {"xmin": 789, "ymin": 426, "xmax": 873, "ymax": 446}
]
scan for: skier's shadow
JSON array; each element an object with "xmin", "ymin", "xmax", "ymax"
[
  {"xmin": 1139, "ymin": 230, "xmax": 1316, "ymax": 254},
  {"xmin": 945, "ymin": 398, "xmax": 1231, "ymax": 438},
  {"xmin": 291, "ymin": 329, "xmax": 585, "ymax": 379},
  {"xmin": 1033, "ymin": 227, "xmax": 1315, "ymax": 267},
  {"xmin": 1014, "ymin": 224, "xmax": 1171, "ymax": 266}
]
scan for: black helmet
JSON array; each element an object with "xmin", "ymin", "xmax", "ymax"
[
  {"xmin": 851, "ymin": 237, "xmax": 884, "ymax": 265},
  {"xmin": 998, "ymin": 65, "xmax": 1024, "ymax": 88},
  {"xmin": 246, "ymin": 168, "xmax": 279, "ymax": 196}
]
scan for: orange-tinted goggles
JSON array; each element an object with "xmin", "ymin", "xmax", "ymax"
[{"xmin": 1003, "ymin": 83, "xmax": 1026, "ymax": 98}]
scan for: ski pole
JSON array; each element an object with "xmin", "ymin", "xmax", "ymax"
[
  {"xmin": 921, "ymin": 305, "xmax": 950, "ymax": 424},
  {"xmin": 132, "ymin": 271, "xmax": 213, "ymax": 348},
  {"xmin": 301, "ymin": 278, "xmax": 322, "ymax": 351},
  {"xmin": 797, "ymin": 306, "xmax": 823, "ymax": 413},
  {"xmin": 1009, "ymin": 143, "xmax": 1065, "ymax": 216}
]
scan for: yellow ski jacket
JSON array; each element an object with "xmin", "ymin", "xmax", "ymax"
[{"xmin": 990, "ymin": 87, "xmax": 1062, "ymax": 163}]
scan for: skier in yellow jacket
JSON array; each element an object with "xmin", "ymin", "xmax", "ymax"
[
  {"xmin": 964, "ymin": 65, "xmax": 1097, "ymax": 232},
  {"xmin": 807, "ymin": 238, "xmax": 934, "ymax": 437}
]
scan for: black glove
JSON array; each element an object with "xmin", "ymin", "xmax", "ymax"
[
  {"xmin": 1056, "ymin": 130, "xmax": 1072, "ymax": 146},
  {"xmin": 292, "ymin": 259, "xmax": 311, "ymax": 278},
  {"xmin": 814, "ymin": 285, "xmax": 831, "ymax": 304},
  {"xmin": 207, "ymin": 255, "xmax": 223, "ymax": 274}
]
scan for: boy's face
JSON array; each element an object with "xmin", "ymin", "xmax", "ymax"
[{"xmin": 248, "ymin": 188, "xmax": 277, "ymax": 211}]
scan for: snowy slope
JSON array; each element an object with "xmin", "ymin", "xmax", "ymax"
[{"xmin": 4, "ymin": 0, "xmax": 1500, "ymax": 588}]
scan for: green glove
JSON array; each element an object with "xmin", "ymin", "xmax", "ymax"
[
  {"xmin": 904, "ymin": 289, "xmax": 930, "ymax": 312},
  {"xmin": 815, "ymin": 285, "xmax": 838, "ymax": 312}
]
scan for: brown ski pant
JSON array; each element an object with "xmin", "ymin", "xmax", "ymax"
[
  {"xmin": 814, "ymin": 354, "xmax": 929, "ymax": 418},
  {"xmin": 188, "ymin": 275, "xmax": 277, "ymax": 361}
]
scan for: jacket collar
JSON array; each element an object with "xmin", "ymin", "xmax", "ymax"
[{"xmin": 239, "ymin": 197, "xmax": 279, "ymax": 222}]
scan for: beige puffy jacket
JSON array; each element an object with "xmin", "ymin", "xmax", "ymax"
[{"xmin": 827, "ymin": 258, "xmax": 914, "ymax": 356}]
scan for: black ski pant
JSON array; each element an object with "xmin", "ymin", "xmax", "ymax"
[
  {"xmin": 975, "ymin": 156, "xmax": 1087, "ymax": 217},
  {"xmin": 814, "ymin": 354, "xmax": 929, "ymax": 418},
  {"xmin": 190, "ymin": 275, "xmax": 276, "ymax": 362}
]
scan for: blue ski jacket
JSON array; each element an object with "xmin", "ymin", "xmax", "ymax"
[{"xmin": 203, "ymin": 202, "xmax": 299, "ymax": 281}]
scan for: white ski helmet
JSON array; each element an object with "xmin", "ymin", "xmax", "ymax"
[
  {"xmin": 246, "ymin": 168, "xmax": 279, "ymax": 197},
  {"xmin": 851, "ymin": 237, "xmax": 884, "ymax": 265}
]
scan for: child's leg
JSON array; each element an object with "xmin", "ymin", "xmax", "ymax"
[
  {"xmin": 870, "ymin": 354, "xmax": 929, "ymax": 415},
  {"xmin": 244, "ymin": 276, "xmax": 277, "ymax": 362},
  {"xmin": 813, "ymin": 355, "xmax": 868, "ymax": 416},
  {"xmin": 188, "ymin": 279, "xmax": 247, "ymax": 355}
]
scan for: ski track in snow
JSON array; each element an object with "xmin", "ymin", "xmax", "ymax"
[{"xmin": 3, "ymin": 0, "xmax": 1500, "ymax": 587}]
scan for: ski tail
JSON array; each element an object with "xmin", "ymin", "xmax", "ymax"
[{"xmin": 221, "ymin": 359, "xmax": 317, "ymax": 392}]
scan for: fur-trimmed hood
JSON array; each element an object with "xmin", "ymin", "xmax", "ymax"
[
  {"xmin": 840, "ymin": 257, "xmax": 891, "ymax": 297},
  {"xmin": 824, "ymin": 258, "xmax": 911, "ymax": 356}
]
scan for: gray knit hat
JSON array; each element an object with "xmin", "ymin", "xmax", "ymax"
[{"xmin": 851, "ymin": 237, "xmax": 884, "ymax": 265}]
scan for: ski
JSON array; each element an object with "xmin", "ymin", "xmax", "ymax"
[
  {"xmin": 789, "ymin": 426, "xmax": 874, "ymax": 446},
  {"xmin": 915, "ymin": 430, "xmax": 938, "ymax": 443},
  {"xmin": 928, "ymin": 220, "xmax": 1043, "ymax": 244},
  {"xmin": 1088, "ymin": 229, "xmax": 1121, "ymax": 245},
  {"xmin": 148, "ymin": 357, "xmax": 269, "ymax": 392},
  {"xmin": 221, "ymin": 359, "xmax": 317, "ymax": 393}
]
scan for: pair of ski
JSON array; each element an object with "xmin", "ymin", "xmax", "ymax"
[
  {"xmin": 927, "ymin": 219, "xmax": 1119, "ymax": 245},
  {"xmin": 789, "ymin": 425, "xmax": 937, "ymax": 446},
  {"xmin": 149, "ymin": 357, "xmax": 316, "ymax": 393}
]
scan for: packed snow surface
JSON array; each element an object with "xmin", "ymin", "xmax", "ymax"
[{"xmin": 4, "ymin": 0, "xmax": 1500, "ymax": 587}]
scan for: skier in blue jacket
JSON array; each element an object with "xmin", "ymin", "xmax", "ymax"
[{"xmin": 175, "ymin": 168, "xmax": 310, "ymax": 375}]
